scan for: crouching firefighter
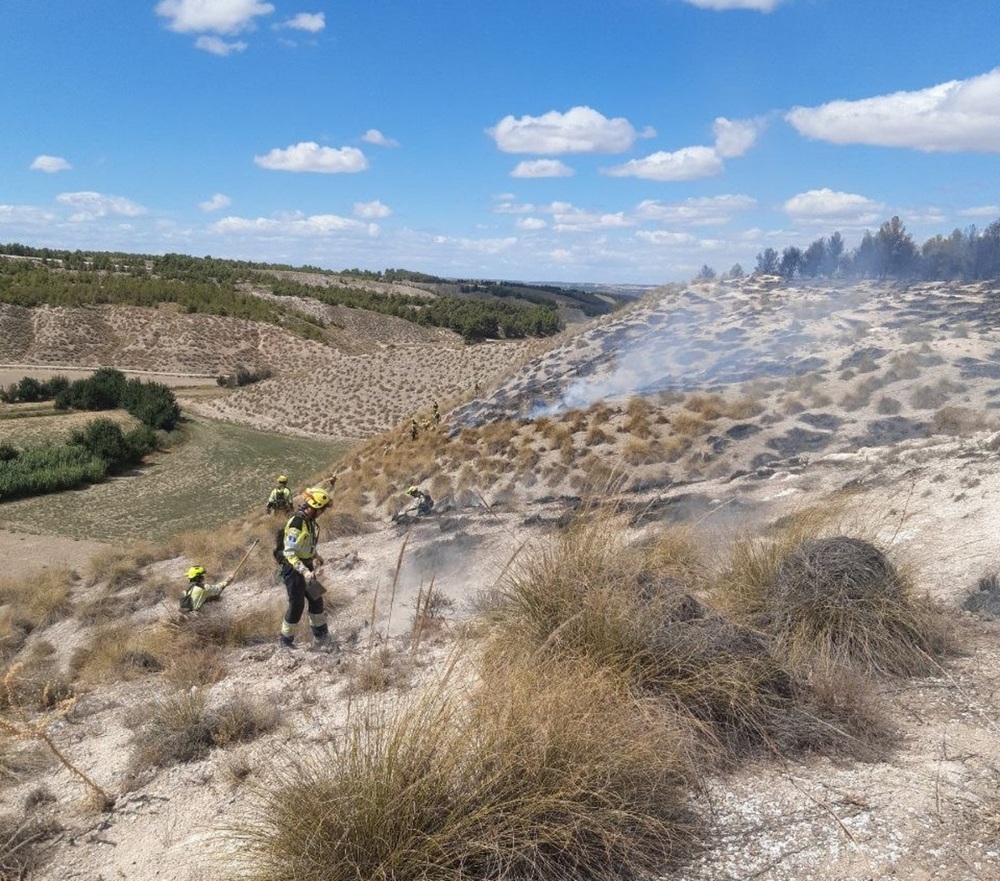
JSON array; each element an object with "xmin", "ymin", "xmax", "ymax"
[
  {"xmin": 278, "ymin": 486, "xmax": 333, "ymax": 650},
  {"xmin": 180, "ymin": 566, "xmax": 229, "ymax": 612}
]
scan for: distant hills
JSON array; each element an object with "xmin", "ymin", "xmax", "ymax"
[{"xmin": 0, "ymin": 244, "xmax": 637, "ymax": 342}]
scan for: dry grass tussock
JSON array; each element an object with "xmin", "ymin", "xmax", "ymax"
[
  {"xmin": 228, "ymin": 658, "xmax": 694, "ymax": 881},
  {"xmin": 713, "ymin": 503, "xmax": 953, "ymax": 677},
  {"xmin": 0, "ymin": 813, "xmax": 62, "ymax": 881},
  {"xmin": 482, "ymin": 505, "xmax": 905, "ymax": 761},
  {"xmin": 124, "ymin": 690, "xmax": 278, "ymax": 783}
]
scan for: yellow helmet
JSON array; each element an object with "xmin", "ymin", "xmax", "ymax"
[
  {"xmin": 277, "ymin": 475, "xmax": 287, "ymax": 484},
  {"xmin": 303, "ymin": 487, "xmax": 331, "ymax": 510},
  {"xmin": 406, "ymin": 486, "xmax": 419, "ymax": 496},
  {"xmin": 186, "ymin": 566, "xmax": 206, "ymax": 581}
]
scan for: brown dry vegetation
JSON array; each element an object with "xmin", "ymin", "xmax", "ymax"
[{"xmin": 3, "ymin": 280, "xmax": 1000, "ymax": 881}]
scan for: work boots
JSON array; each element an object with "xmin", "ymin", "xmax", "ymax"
[{"xmin": 310, "ymin": 625, "xmax": 336, "ymax": 653}]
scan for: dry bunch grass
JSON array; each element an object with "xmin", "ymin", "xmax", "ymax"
[
  {"xmin": 342, "ymin": 645, "xmax": 414, "ymax": 696},
  {"xmin": 229, "ymin": 659, "xmax": 695, "ymax": 881},
  {"xmin": 483, "ymin": 511, "xmax": 807, "ymax": 758},
  {"xmin": 0, "ymin": 569, "xmax": 74, "ymax": 652},
  {"xmin": 0, "ymin": 813, "xmax": 62, "ymax": 880},
  {"xmin": 70, "ymin": 621, "xmax": 177, "ymax": 683},
  {"xmin": 125, "ymin": 691, "xmax": 278, "ymax": 778},
  {"xmin": 714, "ymin": 506, "xmax": 952, "ymax": 678}
]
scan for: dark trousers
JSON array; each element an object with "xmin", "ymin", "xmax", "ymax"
[{"xmin": 281, "ymin": 561, "xmax": 325, "ymax": 627}]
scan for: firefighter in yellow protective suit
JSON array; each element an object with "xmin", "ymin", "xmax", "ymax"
[
  {"xmin": 279, "ymin": 486, "xmax": 333, "ymax": 650},
  {"xmin": 266, "ymin": 475, "xmax": 293, "ymax": 514},
  {"xmin": 179, "ymin": 566, "xmax": 229, "ymax": 612}
]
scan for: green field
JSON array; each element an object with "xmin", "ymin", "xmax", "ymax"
[{"xmin": 0, "ymin": 415, "xmax": 353, "ymax": 542}]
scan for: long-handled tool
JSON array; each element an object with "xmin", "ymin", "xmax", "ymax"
[{"xmin": 222, "ymin": 538, "xmax": 259, "ymax": 591}]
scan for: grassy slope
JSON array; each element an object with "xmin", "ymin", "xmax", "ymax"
[{"xmin": 0, "ymin": 416, "xmax": 352, "ymax": 542}]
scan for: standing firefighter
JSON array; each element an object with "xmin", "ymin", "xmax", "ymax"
[
  {"xmin": 266, "ymin": 475, "xmax": 293, "ymax": 514},
  {"xmin": 179, "ymin": 566, "xmax": 229, "ymax": 612},
  {"xmin": 278, "ymin": 486, "xmax": 333, "ymax": 650}
]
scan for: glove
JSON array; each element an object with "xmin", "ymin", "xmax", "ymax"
[{"xmin": 295, "ymin": 563, "xmax": 310, "ymax": 578}]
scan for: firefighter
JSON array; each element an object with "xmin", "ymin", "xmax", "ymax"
[
  {"xmin": 179, "ymin": 566, "xmax": 229, "ymax": 612},
  {"xmin": 405, "ymin": 485, "xmax": 434, "ymax": 516},
  {"xmin": 278, "ymin": 486, "xmax": 333, "ymax": 650},
  {"xmin": 266, "ymin": 475, "xmax": 293, "ymax": 514}
]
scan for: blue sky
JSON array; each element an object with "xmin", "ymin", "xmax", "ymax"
[{"xmin": 2, "ymin": 0, "xmax": 998, "ymax": 285}]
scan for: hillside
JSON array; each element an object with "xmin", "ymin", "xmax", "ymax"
[{"xmin": 2, "ymin": 279, "xmax": 1000, "ymax": 881}]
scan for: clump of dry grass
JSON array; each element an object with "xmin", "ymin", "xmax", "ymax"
[
  {"xmin": 715, "ymin": 514, "xmax": 952, "ymax": 678},
  {"xmin": 840, "ymin": 375, "xmax": 884, "ymax": 411},
  {"xmin": 931, "ymin": 406, "xmax": 991, "ymax": 436},
  {"xmin": 125, "ymin": 691, "xmax": 279, "ymax": 777},
  {"xmin": 0, "ymin": 642, "xmax": 72, "ymax": 711},
  {"xmin": 0, "ymin": 569, "xmax": 74, "ymax": 654},
  {"xmin": 69, "ymin": 622, "xmax": 174, "ymax": 683},
  {"xmin": 342, "ymin": 645, "xmax": 413, "ymax": 695},
  {"xmin": 684, "ymin": 393, "xmax": 762, "ymax": 421},
  {"xmin": 909, "ymin": 378, "xmax": 966, "ymax": 410},
  {"xmin": 0, "ymin": 813, "xmax": 62, "ymax": 880},
  {"xmin": 230, "ymin": 660, "xmax": 695, "ymax": 881},
  {"xmin": 483, "ymin": 512, "xmax": 804, "ymax": 758}
]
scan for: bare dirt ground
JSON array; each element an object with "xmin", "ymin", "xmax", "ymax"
[{"xmin": 4, "ymin": 281, "xmax": 1000, "ymax": 880}]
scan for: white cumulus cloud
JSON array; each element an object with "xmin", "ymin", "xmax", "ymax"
[
  {"xmin": 604, "ymin": 146, "xmax": 723, "ymax": 181},
  {"xmin": 155, "ymin": 0, "xmax": 274, "ymax": 34},
  {"xmin": 713, "ymin": 117, "xmax": 762, "ymax": 158},
  {"xmin": 282, "ymin": 12, "xmax": 324, "ymax": 32},
  {"xmin": 0, "ymin": 204, "xmax": 58, "ymax": 225},
  {"xmin": 511, "ymin": 159, "xmax": 574, "ymax": 178},
  {"xmin": 254, "ymin": 142, "xmax": 369, "ymax": 173},
  {"xmin": 549, "ymin": 204, "xmax": 631, "ymax": 233},
  {"xmin": 194, "ymin": 35, "xmax": 247, "ymax": 55},
  {"xmin": 354, "ymin": 200, "xmax": 391, "ymax": 219},
  {"xmin": 199, "ymin": 193, "xmax": 231, "ymax": 212},
  {"xmin": 30, "ymin": 155, "xmax": 71, "ymax": 173},
  {"xmin": 635, "ymin": 230, "xmax": 697, "ymax": 246},
  {"xmin": 488, "ymin": 106, "xmax": 638, "ymax": 154},
  {"xmin": 786, "ymin": 67, "xmax": 1000, "ymax": 153},
  {"xmin": 56, "ymin": 192, "xmax": 147, "ymax": 221},
  {"xmin": 212, "ymin": 211, "xmax": 376, "ymax": 237},
  {"xmin": 783, "ymin": 188, "xmax": 885, "ymax": 225},
  {"xmin": 635, "ymin": 194, "xmax": 756, "ymax": 225},
  {"xmin": 362, "ymin": 129, "xmax": 399, "ymax": 147},
  {"xmin": 958, "ymin": 205, "xmax": 1000, "ymax": 218},
  {"xmin": 516, "ymin": 217, "xmax": 548, "ymax": 230}
]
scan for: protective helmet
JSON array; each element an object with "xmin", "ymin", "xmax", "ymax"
[
  {"xmin": 277, "ymin": 475, "xmax": 287, "ymax": 484},
  {"xmin": 406, "ymin": 486, "xmax": 419, "ymax": 496},
  {"xmin": 303, "ymin": 487, "xmax": 331, "ymax": 509},
  {"xmin": 187, "ymin": 565, "xmax": 206, "ymax": 581}
]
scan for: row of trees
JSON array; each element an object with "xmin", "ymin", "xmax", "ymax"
[
  {"xmin": 2, "ymin": 368, "xmax": 180, "ymax": 431},
  {"xmin": 698, "ymin": 216, "xmax": 1000, "ymax": 283},
  {"xmin": 267, "ymin": 276, "xmax": 563, "ymax": 342},
  {"xmin": 0, "ymin": 418, "xmax": 157, "ymax": 501},
  {"xmin": 0, "ymin": 368, "xmax": 179, "ymax": 501}
]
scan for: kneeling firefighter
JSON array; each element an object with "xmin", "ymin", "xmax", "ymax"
[
  {"xmin": 279, "ymin": 486, "xmax": 333, "ymax": 649},
  {"xmin": 180, "ymin": 566, "xmax": 229, "ymax": 612}
]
